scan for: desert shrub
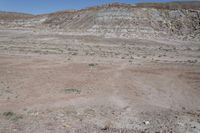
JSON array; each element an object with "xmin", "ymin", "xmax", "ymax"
[
  {"xmin": 2, "ymin": 111, "xmax": 23, "ymax": 121},
  {"xmin": 64, "ymin": 88, "xmax": 81, "ymax": 94},
  {"xmin": 88, "ymin": 63, "xmax": 98, "ymax": 67}
]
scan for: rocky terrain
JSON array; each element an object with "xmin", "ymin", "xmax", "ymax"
[
  {"xmin": 1, "ymin": 2, "xmax": 200, "ymax": 41},
  {"xmin": 0, "ymin": 2, "xmax": 200, "ymax": 133}
]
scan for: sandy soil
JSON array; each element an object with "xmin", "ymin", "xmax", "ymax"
[{"xmin": 0, "ymin": 29, "xmax": 200, "ymax": 133}]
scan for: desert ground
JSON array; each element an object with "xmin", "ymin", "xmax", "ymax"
[{"xmin": 0, "ymin": 28, "xmax": 199, "ymax": 133}]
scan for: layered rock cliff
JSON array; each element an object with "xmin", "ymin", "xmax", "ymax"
[{"xmin": 0, "ymin": 2, "xmax": 200, "ymax": 41}]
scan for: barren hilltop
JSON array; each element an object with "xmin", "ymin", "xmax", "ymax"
[{"xmin": 0, "ymin": 1, "xmax": 200, "ymax": 133}]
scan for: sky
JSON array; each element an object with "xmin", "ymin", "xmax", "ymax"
[{"xmin": 0, "ymin": 0, "xmax": 190, "ymax": 14}]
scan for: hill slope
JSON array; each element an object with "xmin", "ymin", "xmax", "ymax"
[
  {"xmin": 0, "ymin": 2, "xmax": 200, "ymax": 40},
  {"xmin": 0, "ymin": 11, "xmax": 33, "ymax": 20}
]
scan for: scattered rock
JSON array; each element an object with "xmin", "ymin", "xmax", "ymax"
[{"xmin": 143, "ymin": 121, "xmax": 150, "ymax": 125}]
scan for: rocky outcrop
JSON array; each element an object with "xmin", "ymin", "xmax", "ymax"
[
  {"xmin": 0, "ymin": 2, "xmax": 200, "ymax": 41},
  {"xmin": 42, "ymin": 3, "xmax": 200, "ymax": 41}
]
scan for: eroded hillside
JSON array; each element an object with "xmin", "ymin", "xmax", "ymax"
[
  {"xmin": 0, "ymin": 2, "xmax": 200, "ymax": 133},
  {"xmin": 0, "ymin": 2, "xmax": 200, "ymax": 41}
]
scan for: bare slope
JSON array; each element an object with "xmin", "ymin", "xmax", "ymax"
[
  {"xmin": 0, "ymin": 2, "xmax": 200, "ymax": 40},
  {"xmin": 0, "ymin": 11, "xmax": 33, "ymax": 20},
  {"xmin": 43, "ymin": 3, "xmax": 200, "ymax": 40}
]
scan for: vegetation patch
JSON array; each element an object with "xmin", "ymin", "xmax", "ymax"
[
  {"xmin": 88, "ymin": 63, "xmax": 98, "ymax": 67},
  {"xmin": 64, "ymin": 88, "xmax": 81, "ymax": 94},
  {"xmin": 2, "ymin": 111, "xmax": 23, "ymax": 121}
]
